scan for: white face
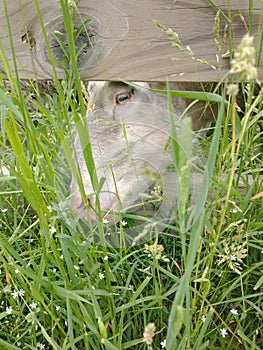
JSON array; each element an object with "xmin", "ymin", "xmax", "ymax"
[{"xmin": 71, "ymin": 81, "xmax": 179, "ymax": 225}]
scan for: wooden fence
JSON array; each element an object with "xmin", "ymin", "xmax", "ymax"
[{"xmin": 0, "ymin": 0, "xmax": 262, "ymax": 81}]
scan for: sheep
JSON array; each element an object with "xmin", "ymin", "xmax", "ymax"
[{"xmin": 70, "ymin": 81, "xmax": 216, "ymax": 226}]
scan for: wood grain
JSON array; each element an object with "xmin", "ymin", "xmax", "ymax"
[{"xmin": 0, "ymin": 0, "xmax": 262, "ymax": 81}]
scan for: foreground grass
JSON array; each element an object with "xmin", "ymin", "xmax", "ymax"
[{"xmin": 0, "ymin": 1, "xmax": 263, "ymax": 349}]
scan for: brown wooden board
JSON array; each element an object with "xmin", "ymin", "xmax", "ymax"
[{"xmin": 0, "ymin": 0, "xmax": 262, "ymax": 81}]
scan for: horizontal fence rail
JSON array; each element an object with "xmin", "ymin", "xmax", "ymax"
[{"xmin": 0, "ymin": 0, "xmax": 262, "ymax": 81}]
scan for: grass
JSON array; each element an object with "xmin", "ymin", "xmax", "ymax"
[{"xmin": 0, "ymin": 0, "xmax": 263, "ymax": 349}]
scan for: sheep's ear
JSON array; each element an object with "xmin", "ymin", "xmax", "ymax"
[
  {"xmin": 87, "ymin": 81, "xmax": 96, "ymax": 94},
  {"xmin": 87, "ymin": 81, "xmax": 105, "ymax": 96}
]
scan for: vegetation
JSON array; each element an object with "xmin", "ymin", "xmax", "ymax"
[{"xmin": 0, "ymin": 0, "xmax": 262, "ymax": 349}]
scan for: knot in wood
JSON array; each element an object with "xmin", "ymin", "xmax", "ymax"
[{"xmin": 48, "ymin": 21, "xmax": 96, "ymax": 68}]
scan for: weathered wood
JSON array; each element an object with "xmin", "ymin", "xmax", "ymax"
[{"xmin": 0, "ymin": 0, "xmax": 262, "ymax": 81}]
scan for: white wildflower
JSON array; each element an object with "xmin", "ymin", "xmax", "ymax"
[
  {"xmin": 29, "ymin": 302, "xmax": 38, "ymax": 309},
  {"xmin": 11, "ymin": 291, "xmax": 19, "ymax": 299},
  {"xmin": 18, "ymin": 289, "xmax": 25, "ymax": 297},
  {"xmin": 220, "ymin": 328, "xmax": 228, "ymax": 338},
  {"xmin": 6, "ymin": 306, "xmax": 13, "ymax": 314},
  {"xmin": 160, "ymin": 339, "xmax": 166, "ymax": 348},
  {"xmin": 49, "ymin": 226, "xmax": 56, "ymax": 234},
  {"xmin": 99, "ymin": 272, "xmax": 105, "ymax": 280},
  {"xmin": 230, "ymin": 308, "xmax": 238, "ymax": 315}
]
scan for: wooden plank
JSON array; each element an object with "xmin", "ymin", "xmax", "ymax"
[{"xmin": 0, "ymin": 0, "xmax": 262, "ymax": 81}]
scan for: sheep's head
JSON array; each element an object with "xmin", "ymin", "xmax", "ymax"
[{"xmin": 70, "ymin": 81, "xmax": 179, "ymax": 226}]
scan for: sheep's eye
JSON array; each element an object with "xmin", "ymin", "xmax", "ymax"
[{"xmin": 116, "ymin": 89, "xmax": 133, "ymax": 105}]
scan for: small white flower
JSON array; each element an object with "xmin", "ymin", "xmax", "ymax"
[
  {"xmin": 220, "ymin": 328, "xmax": 228, "ymax": 338},
  {"xmin": 15, "ymin": 269, "xmax": 19, "ymax": 274},
  {"xmin": 230, "ymin": 308, "xmax": 238, "ymax": 315},
  {"xmin": 1, "ymin": 208, "xmax": 8, "ymax": 213},
  {"xmin": 230, "ymin": 255, "xmax": 237, "ymax": 261},
  {"xmin": 261, "ymin": 249, "xmax": 263, "ymax": 254},
  {"xmin": 120, "ymin": 220, "xmax": 127, "ymax": 227},
  {"xmin": 49, "ymin": 226, "xmax": 56, "ymax": 234},
  {"xmin": 18, "ymin": 289, "xmax": 25, "ymax": 297},
  {"xmin": 103, "ymin": 256, "xmax": 109, "ymax": 261},
  {"xmin": 209, "ymin": 242, "xmax": 215, "ymax": 246},
  {"xmin": 29, "ymin": 302, "xmax": 38, "ymax": 309},
  {"xmin": 201, "ymin": 315, "xmax": 206, "ymax": 322},
  {"xmin": 99, "ymin": 272, "xmax": 105, "ymax": 280},
  {"xmin": 160, "ymin": 339, "xmax": 166, "ymax": 348},
  {"xmin": 103, "ymin": 218, "xmax": 109, "ymax": 224},
  {"xmin": 11, "ymin": 291, "xmax": 19, "ymax": 299},
  {"xmin": 74, "ymin": 265, "xmax": 80, "ymax": 270},
  {"xmin": 6, "ymin": 306, "xmax": 13, "ymax": 314},
  {"xmin": 37, "ymin": 342, "xmax": 45, "ymax": 349},
  {"xmin": 55, "ymin": 305, "xmax": 60, "ymax": 311}
]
